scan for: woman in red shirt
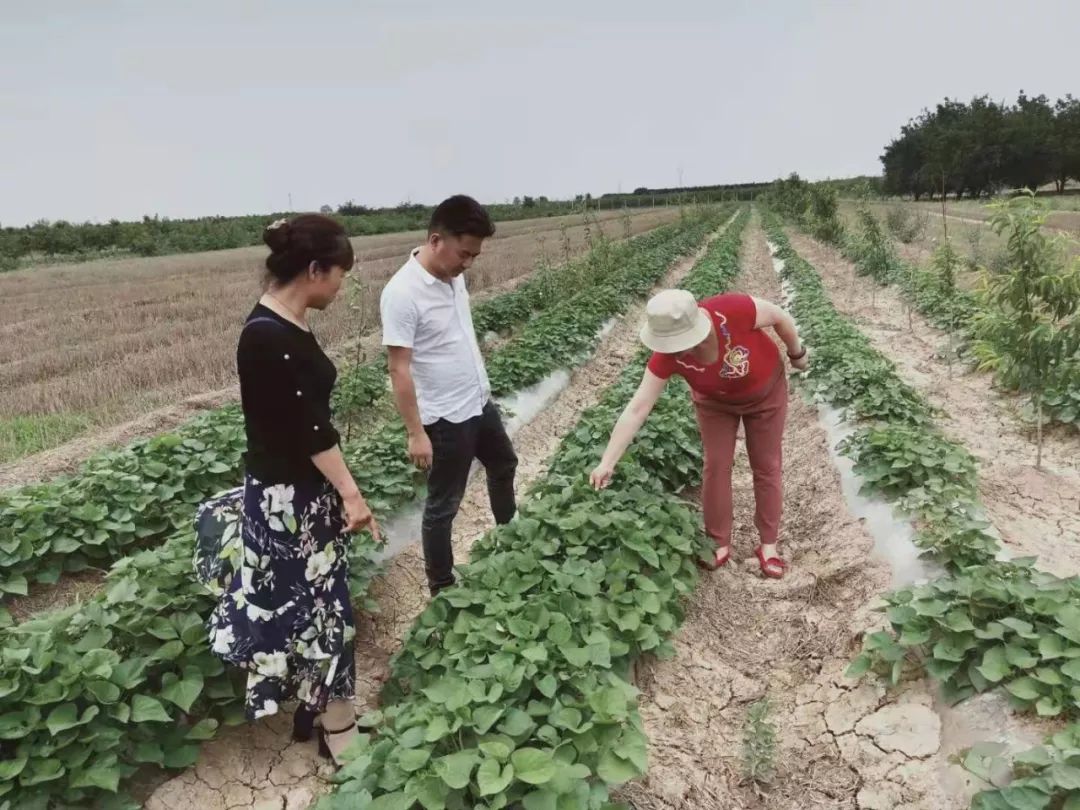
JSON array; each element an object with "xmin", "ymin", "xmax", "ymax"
[{"xmin": 590, "ymin": 289, "xmax": 808, "ymax": 577}]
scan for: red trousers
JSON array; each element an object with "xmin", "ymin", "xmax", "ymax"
[{"xmin": 693, "ymin": 375, "xmax": 788, "ymax": 548}]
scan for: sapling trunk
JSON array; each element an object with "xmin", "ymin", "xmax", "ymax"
[{"xmin": 1036, "ymin": 395, "xmax": 1044, "ymax": 470}]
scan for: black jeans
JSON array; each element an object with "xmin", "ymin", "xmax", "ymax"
[{"xmin": 422, "ymin": 402, "xmax": 517, "ymax": 594}]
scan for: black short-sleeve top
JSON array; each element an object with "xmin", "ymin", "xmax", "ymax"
[{"xmin": 236, "ymin": 303, "xmax": 340, "ymax": 484}]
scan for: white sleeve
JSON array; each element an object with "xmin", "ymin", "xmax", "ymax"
[{"xmin": 380, "ymin": 281, "xmax": 417, "ymax": 348}]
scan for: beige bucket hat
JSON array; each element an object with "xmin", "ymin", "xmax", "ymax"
[{"xmin": 639, "ymin": 289, "xmax": 712, "ymax": 353}]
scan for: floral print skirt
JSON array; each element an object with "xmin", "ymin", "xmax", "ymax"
[{"xmin": 195, "ymin": 475, "xmax": 356, "ymax": 720}]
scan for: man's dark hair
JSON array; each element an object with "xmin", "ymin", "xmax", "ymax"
[{"xmin": 428, "ymin": 195, "xmax": 496, "ymax": 239}]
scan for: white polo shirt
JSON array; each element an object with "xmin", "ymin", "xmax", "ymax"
[{"xmin": 380, "ymin": 249, "xmax": 491, "ymax": 425}]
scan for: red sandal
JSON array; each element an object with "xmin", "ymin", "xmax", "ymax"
[
  {"xmin": 754, "ymin": 545, "xmax": 787, "ymax": 579},
  {"xmin": 698, "ymin": 545, "xmax": 732, "ymax": 571}
]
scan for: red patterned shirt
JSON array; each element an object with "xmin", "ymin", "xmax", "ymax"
[{"xmin": 647, "ymin": 293, "xmax": 781, "ymax": 402}]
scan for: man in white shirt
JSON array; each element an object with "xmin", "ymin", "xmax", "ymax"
[{"xmin": 380, "ymin": 195, "xmax": 518, "ymax": 595}]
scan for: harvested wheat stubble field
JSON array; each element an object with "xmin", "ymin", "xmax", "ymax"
[{"xmin": 0, "ymin": 206, "xmax": 677, "ymax": 467}]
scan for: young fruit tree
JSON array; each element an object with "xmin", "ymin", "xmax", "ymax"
[
  {"xmin": 971, "ymin": 191, "xmax": 1080, "ymax": 467},
  {"xmin": 930, "ymin": 236, "xmax": 962, "ymax": 375}
]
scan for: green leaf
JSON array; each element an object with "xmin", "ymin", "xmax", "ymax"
[
  {"xmin": 1004, "ymin": 644, "xmax": 1039, "ymax": 670},
  {"xmin": 45, "ymin": 703, "xmax": 80, "ymax": 735},
  {"xmin": 1061, "ymin": 658, "xmax": 1080, "ymax": 681},
  {"xmin": 511, "ymin": 747, "xmax": 556, "ymax": 785},
  {"xmin": 559, "ymin": 645, "xmax": 590, "ymax": 668},
  {"xmin": 398, "ymin": 725, "xmax": 427, "ymax": 749},
  {"xmin": 147, "ymin": 617, "xmax": 179, "ymax": 640},
  {"xmin": 845, "ymin": 654, "xmax": 872, "ymax": 679},
  {"xmin": 1039, "ymin": 634, "xmax": 1066, "ymax": 660},
  {"xmin": 423, "ymin": 678, "xmax": 470, "ymax": 710},
  {"xmin": 398, "ymin": 748, "xmax": 432, "ymax": 773},
  {"xmin": 19, "ymin": 757, "xmax": 64, "ymax": 786},
  {"xmin": 1045, "ymin": 764, "xmax": 1080, "ymax": 788},
  {"xmin": 411, "ymin": 775, "xmax": 449, "ymax": 810},
  {"xmin": 151, "ymin": 640, "xmax": 185, "ymax": 662},
  {"xmin": 186, "ymin": 719, "xmax": 219, "ymax": 740},
  {"xmin": 999, "ymin": 618, "xmax": 1038, "ymax": 639},
  {"xmin": 367, "ymin": 793, "xmax": 413, "ymax": 810},
  {"xmin": 70, "ymin": 758, "xmax": 122, "ymax": 793},
  {"xmin": 537, "ymin": 674, "xmax": 558, "ymax": 699},
  {"xmin": 0, "ymin": 756, "xmax": 27, "ymax": 780},
  {"xmin": 480, "ymin": 739, "xmax": 512, "ymax": 760},
  {"xmin": 522, "ymin": 645, "xmax": 549, "ymax": 663},
  {"xmin": 477, "ymin": 759, "xmax": 515, "ymax": 796},
  {"xmin": 550, "ymin": 706, "xmax": 584, "ymax": 732},
  {"xmin": 1013, "ymin": 747, "xmax": 1053, "ymax": 768},
  {"xmin": 433, "ymin": 750, "xmax": 479, "ymax": 790},
  {"xmin": 131, "ymin": 695, "xmax": 171, "ymax": 723},
  {"xmin": 160, "ymin": 668, "xmax": 204, "ymax": 713},
  {"xmin": 163, "ymin": 744, "xmax": 201, "ymax": 769},
  {"xmin": 976, "ymin": 645, "xmax": 1012, "ymax": 683},
  {"xmin": 523, "ymin": 789, "xmax": 559, "ymax": 810},
  {"xmin": 596, "ymin": 749, "xmax": 640, "ymax": 785},
  {"xmin": 498, "ymin": 708, "xmax": 535, "ymax": 737},
  {"xmin": 86, "ymin": 680, "xmax": 122, "ymax": 704},
  {"xmin": 106, "ymin": 579, "xmax": 139, "ymax": 605},
  {"xmin": 1004, "ymin": 677, "xmax": 1042, "ymax": 702},
  {"xmin": 589, "ymin": 687, "xmax": 627, "ymax": 717},
  {"xmin": 473, "ymin": 705, "xmax": 504, "ymax": 734},
  {"xmin": 425, "ymin": 716, "xmax": 451, "ymax": 743}
]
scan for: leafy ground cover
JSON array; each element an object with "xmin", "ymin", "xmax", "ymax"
[
  {"xmin": 0, "ymin": 213, "xmax": 726, "ymax": 624},
  {"xmin": 0, "ymin": 212, "xmax": 732, "ymax": 808},
  {"xmin": 312, "ymin": 211, "xmax": 749, "ymax": 810}
]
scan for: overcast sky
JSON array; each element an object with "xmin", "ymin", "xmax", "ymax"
[{"xmin": 2, "ymin": 0, "xmax": 1076, "ymax": 225}]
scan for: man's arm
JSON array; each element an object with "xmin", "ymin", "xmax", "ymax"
[{"xmin": 387, "ymin": 346, "xmax": 433, "ymax": 469}]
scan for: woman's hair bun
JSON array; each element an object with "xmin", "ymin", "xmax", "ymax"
[
  {"xmin": 263, "ymin": 218, "xmax": 292, "ymax": 253},
  {"xmin": 262, "ymin": 214, "xmax": 354, "ymax": 286}
]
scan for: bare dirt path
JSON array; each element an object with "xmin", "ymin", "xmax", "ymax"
[
  {"xmin": 140, "ymin": 224, "xmax": 726, "ymax": 810},
  {"xmin": 787, "ymin": 229, "xmax": 1080, "ymax": 576}
]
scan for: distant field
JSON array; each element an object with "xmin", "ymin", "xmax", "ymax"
[
  {"xmin": 843, "ymin": 199, "xmax": 1080, "ymax": 275},
  {"xmin": 0, "ymin": 207, "xmax": 679, "ymax": 463},
  {"xmin": 892, "ymin": 198, "xmax": 1080, "ymax": 231}
]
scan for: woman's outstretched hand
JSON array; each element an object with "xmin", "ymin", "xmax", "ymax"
[
  {"xmin": 343, "ymin": 492, "xmax": 382, "ymax": 543},
  {"xmin": 589, "ymin": 463, "xmax": 614, "ymax": 490}
]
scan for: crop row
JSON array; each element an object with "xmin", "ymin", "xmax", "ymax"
[
  {"xmin": 0, "ymin": 214, "xmax": 726, "ymax": 621},
  {"xmin": 0, "ymin": 211, "xmax": 731, "ymax": 808},
  {"xmin": 763, "ymin": 212, "xmax": 1080, "ymax": 809},
  {"xmin": 314, "ymin": 210, "xmax": 749, "ymax": 809}
]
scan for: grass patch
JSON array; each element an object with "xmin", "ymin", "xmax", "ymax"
[{"xmin": 0, "ymin": 412, "xmax": 92, "ymax": 463}]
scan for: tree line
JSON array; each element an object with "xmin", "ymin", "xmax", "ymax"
[
  {"xmin": 0, "ymin": 199, "xmax": 581, "ymax": 271},
  {"xmin": 881, "ymin": 92, "xmax": 1080, "ymax": 200}
]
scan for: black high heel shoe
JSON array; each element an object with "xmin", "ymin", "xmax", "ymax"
[{"xmin": 292, "ymin": 706, "xmax": 317, "ymax": 742}]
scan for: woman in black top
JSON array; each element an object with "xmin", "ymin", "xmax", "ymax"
[{"xmin": 202, "ymin": 214, "xmax": 380, "ymax": 764}]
